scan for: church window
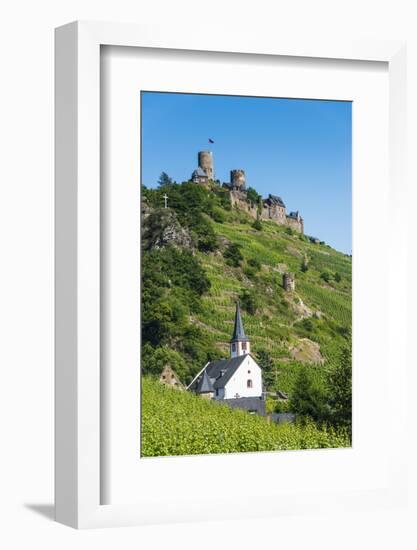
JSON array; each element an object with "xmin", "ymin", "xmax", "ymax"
[
  {"xmin": 242, "ymin": 342, "xmax": 247, "ymax": 351},
  {"xmin": 231, "ymin": 343, "xmax": 236, "ymax": 352},
  {"xmin": 247, "ymin": 379, "xmax": 253, "ymax": 388}
]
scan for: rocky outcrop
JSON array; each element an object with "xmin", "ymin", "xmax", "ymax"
[
  {"xmin": 142, "ymin": 207, "xmax": 194, "ymax": 251},
  {"xmin": 288, "ymin": 338, "xmax": 324, "ymax": 364}
]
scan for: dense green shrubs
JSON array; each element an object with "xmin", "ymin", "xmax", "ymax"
[
  {"xmin": 239, "ymin": 288, "xmax": 259, "ymax": 315},
  {"xmin": 223, "ymin": 242, "xmax": 243, "ymax": 267},
  {"xmin": 141, "ymin": 377, "xmax": 350, "ymax": 457},
  {"xmin": 141, "ymin": 246, "xmax": 218, "ymax": 382}
]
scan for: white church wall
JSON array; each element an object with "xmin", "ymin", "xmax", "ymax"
[{"xmin": 223, "ymin": 356, "xmax": 262, "ymax": 399}]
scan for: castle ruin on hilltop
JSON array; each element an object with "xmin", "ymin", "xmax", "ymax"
[{"xmin": 191, "ymin": 150, "xmax": 304, "ymax": 233}]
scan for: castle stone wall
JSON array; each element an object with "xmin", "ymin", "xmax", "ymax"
[{"xmin": 229, "ymin": 190, "xmax": 303, "ymax": 233}]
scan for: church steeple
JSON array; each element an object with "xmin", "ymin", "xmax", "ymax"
[{"xmin": 230, "ymin": 302, "xmax": 250, "ymax": 358}]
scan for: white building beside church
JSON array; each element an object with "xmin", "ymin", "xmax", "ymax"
[{"xmin": 188, "ymin": 303, "xmax": 265, "ymax": 415}]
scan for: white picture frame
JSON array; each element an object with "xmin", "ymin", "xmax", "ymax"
[{"xmin": 55, "ymin": 21, "xmax": 407, "ymax": 529}]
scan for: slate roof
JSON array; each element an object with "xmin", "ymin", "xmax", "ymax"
[
  {"xmin": 192, "ymin": 167, "xmax": 207, "ymax": 178},
  {"xmin": 266, "ymin": 194, "xmax": 286, "ymax": 208},
  {"xmin": 231, "ymin": 302, "xmax": 249, "ymax": 342},
  {"xmin": 195, "ymin": 369, "xmax": 214, "ymax": 394},
  {"xmin": 211, "ymin": 355, "xmax": 247, "ymax": 389},
  {"xmin": 189, "ymin": 355, "xmax": 248, "ymax": 392}
]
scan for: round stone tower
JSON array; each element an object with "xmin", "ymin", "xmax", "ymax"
[
  {"xmin": 198, "ymin": 151, "xmax": 214, "ymax": 180},
  {"xmin": 283, "ymin": 273, "xmax": 296, "ymax": 292},
  {"xmin": 230, "ymin": 169, "xmax": 246, "ymax": 190}
]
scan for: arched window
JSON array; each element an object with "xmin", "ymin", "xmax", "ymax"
[
  {"xmin": 247, "ymin": 379, "xmax": 253, "ymax": 388},
  {"xmin": 231, "ymin": 343, "xmax": 236, "ymax": 352}
]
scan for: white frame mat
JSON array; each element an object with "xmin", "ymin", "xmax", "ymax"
[{"xmin": 55, "ymin": 21, "xmax": 407, "ymax": 529}]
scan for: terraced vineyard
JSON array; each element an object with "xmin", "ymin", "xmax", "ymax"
[
  {"xmin": 141, "ymin": 181, "xmax": 352, "ymax": 450},
  {"xmin": 190, "ymin": 216, "xmax": 352, "ymax": 393}
]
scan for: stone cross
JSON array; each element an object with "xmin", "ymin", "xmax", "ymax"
[{"xmin": 163, "ymin": 193, "xmax": 168, "ymax": 209}]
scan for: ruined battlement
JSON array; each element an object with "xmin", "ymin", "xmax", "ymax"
[{"xmin": 191, "ymin": 150, "xmax": 304, "ymax": 233}]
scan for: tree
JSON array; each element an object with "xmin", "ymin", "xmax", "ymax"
[
  {"xmin": 246, "ymin": 186, "xmax": 261, "ymax": 205},
  {"xmin": 158, "ymin": 171, "xmax": 174, "ymax": 187},
  {"xmin": 334, "ymin": 272, "xmax": 342, "ymax": 283},
  {"xmin": 327, "ymin": 346, "xmax": 352, "ymax": 430},
  {"xmin": 290, "ymin": 366, "xmax": 328, "ymax": 422},
  {"xmin": 257, "ymin": 350, "xmax": 278, "ymax": 389},
  {"xmin": 142, "ymin": 345, "xmax": 188, "ymax": 379},
  {"xmin": 252, "ymin": 219, "xmax": 262, "ymax": 231}
]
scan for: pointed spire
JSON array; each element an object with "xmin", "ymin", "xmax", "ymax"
[
  {"xmin": 231, "ymin": 301, "xmax": 249, "ymax": 342},
  {"xmin": 196, "ymin": 369, "xmax": 214, "ymax": 394}
]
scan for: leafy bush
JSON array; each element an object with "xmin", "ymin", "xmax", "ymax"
[
  {"xmin": 252, "ymin": 219, "xmax": 263, "ymax": 231},
  {"xmin": 248, "ymin": 257, "xmax": 262, "ymax": 271},
  {"xmin": 239, "ymin": 288, "xmax": 259, "ymax": 315},
  {"xmin": 142, "ymin": 345, "xmax": 188, "ymax": 380},
  {"xmin": 211, "ymin": 206, "xmax": 226, "ymax": 223},
  {"xmin": 246, "ymin": 186, "xmax": 261, "ymax": 205},
  {"xmin": 320, "ymin": 271, "xmax": 332, "ymax": 283},
  {"xmin": 224, "ymin": 242, "xmax": 243, "ymax": 267}
]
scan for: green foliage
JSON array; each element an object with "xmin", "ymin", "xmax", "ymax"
[
  {"xmin": 252, "ymin": 219, "xmax": 263, "ymax": 231},
  {"xmin": 320, "ymin": 271, "xmax": 332, "ymax": 283},
  {"xmin": 290, "ymin": 366, "xmax": 329, "ymax": 422},
  {"xmin": 334, "ymin": 271, "xmax": 342, "ymax": 283},
  {"xmin": 300, "ymin": 257, "xmax": 309, "ymax": 272},
  {"xmin": 285, "ymin": 227, "xmax": 294, "ymax": 236},
  {"xmin": 327, "ymin": 346, "xmax": 352, "ymax": 430},
  {"xmin": 142, "ymin": 345, "xmax": 188, "ymax": 380},
  {"xmin": 141, "ymin": 377, "xmax": 350, "ymax": 457},
  {"xmin": 192, "ymin": 215, "xmax": 218, "ymax": 251},
  {"xmin": 158, "ymin": 171, "xmax": 174, "ymax": 187},
  {"xmin": 223, "ymin": 242, "xmax": 243, "ymax": 267},
  {"xmin": 257, "ymin": 350, "xmax": 277, "ymax": 388},
  {"xmin": 239, "ymin": 288, "xmax": 259, "ymax": 315},
  {"xmin": 246, "ymin": 186, "xmax": 261, "ymax": 205},
  {"xmin": 211, "ymin": 206, "xmax": 226, "ymax": 223},
  {"xmin": 248, "ymin": 257, "xmax": 262, "ymax": 271}
]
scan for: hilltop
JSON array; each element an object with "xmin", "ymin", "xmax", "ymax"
[{"xmin": 141, "ymin": 179, "xmax": 351, "ymax": 409}]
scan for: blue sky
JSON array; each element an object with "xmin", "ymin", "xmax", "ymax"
[{"xmin": 141, "ymin": 92, "xmax": 352, "ymax": 254}]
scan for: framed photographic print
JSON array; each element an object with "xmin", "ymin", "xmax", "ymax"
[{"xmin": 55, "ymin": 21, "xmax": 408, "ymax": 528}]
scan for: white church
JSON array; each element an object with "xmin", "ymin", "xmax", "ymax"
[{"xmin": 188, "ymin": 302, "xmax": 266, "ymax": 415}]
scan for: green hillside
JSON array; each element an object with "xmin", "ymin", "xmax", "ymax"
[
  {"xmin": 142, "ymin": 180, "xmax": 352, "ymax": 406},
  {"xmin": 141, "ymin": 377, "xmax": 350, "ymax": 457}
]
